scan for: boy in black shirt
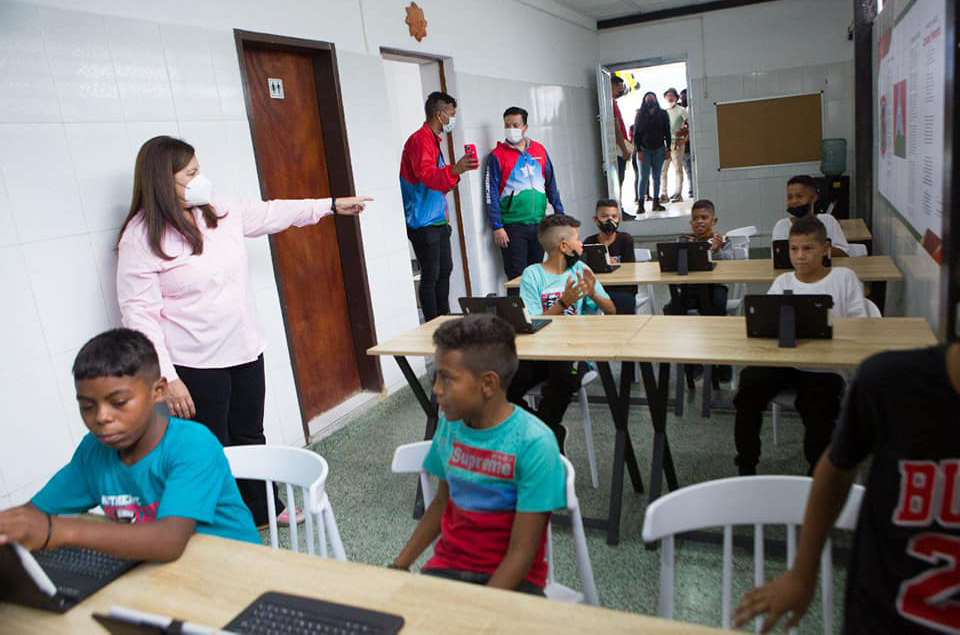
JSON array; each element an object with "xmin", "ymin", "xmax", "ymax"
[
  {"xmin": 734, "ymin": 342, "xmax": 960, "ymax": 634},
  {"xmin": 663, "ymin": 199, "xmax": 734, "ymax": 317},
  {"xmin": 584, "ymin": 198, "xmax": 636, "ymax": 315}
]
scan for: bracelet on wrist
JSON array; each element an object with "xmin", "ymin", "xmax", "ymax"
[
  {"xmin": 330, "ymin": 197, "xmax": 337, "ymax": 215},
  {"xmin": 40, "ymin": 512, "xmax": 53, "ymax": 551}
]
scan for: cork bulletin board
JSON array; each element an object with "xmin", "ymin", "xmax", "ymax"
[{"xmin": 715, "ymin": 93, "xmax": 823, "ymax": 169}]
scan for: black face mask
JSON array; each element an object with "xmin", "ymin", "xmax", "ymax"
[
  {"xmin": 786, "ymin": 203, "xmax": 812, "ymax": 218},
  {"xmin": 563, "ymin": 248, "xmax": 582, "ymax": 270},
  {"xmin": 597, "ymin": 219, "xmax": 618, "ymax": 235},
  {"xmin": 645, "ymin": 101, "xmax": 656, "ymax": 110}
]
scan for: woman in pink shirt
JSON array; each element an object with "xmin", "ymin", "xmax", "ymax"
[{"xmin": 117, "ymin": 136, "xmax": 370, "ymax": 526}]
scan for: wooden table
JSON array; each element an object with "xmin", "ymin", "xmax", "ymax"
[
  {"xmin": 622, "ymin": 316, "xmax": 938, "ymax": 504},
  {"xmin": 5, "ymin": 534, "xmax": 732, "ymax": 635},
  {"xmin": 838, "ymin": 218, "xmax": 872, "ymax": 243},
  {"xmin": 504, "ymin": 256, "xmax": 901, "ymax": 288},
  {"xmin": 369, "ymin": 315, "xmax": 652, "ymax": 546},
  {"xmin": 368, "ymin": 313, "xmax": 936, "ymax": 544}
]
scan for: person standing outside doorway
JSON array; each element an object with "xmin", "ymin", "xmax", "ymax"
[
  {"xmin": 659, "ymin": 88, "xmax": 689, "ymax": 204},
  {"xmin": 611, "ymin": 75, "xmax": 635, "ymax": 221},
  {"xmin": 400, "ymin": 91, "xmax": 478, "ymax": 321},
  {"xmin": 485, "ymin": 107, "xmax": 564, "ymax": 290},
  {"xmin": 680, "ymin": 88, "xmax": 693, "ymax": 199},
  {"xmin": 633, "ymin": 92, "xmax": 671, "ymax": 212}
]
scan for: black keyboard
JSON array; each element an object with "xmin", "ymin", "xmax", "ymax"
[
  {"xmin": 226, "ymin": 592, "xmax": 404, "ymax": 635},
  {"xmin": 33, "ymin": 546, "xmax": 135, "ymax": 582}
]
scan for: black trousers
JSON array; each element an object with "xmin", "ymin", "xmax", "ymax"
[
  {"xmin": 733, "ymin": 367, "xmax": 845, "ymax": 472},
  {"xmin": 507, "ymin": 360, "xmax": 583, "ymax": 450},
  {"xmin": 175, "ymin": 355, "xmax": 282, "ymax": 526},
  {"xmin": 664, "ymin": 284, "xmax": 728, "ymax": 316},
  {"xmin": 408, "ymin": 224, "xmax": 453, "ymax": 321},
  {"xmin": 501, "ymin": 223, "xmax": 543, "ymax": 296},
  {"xmin": 421, "ymin": 568, "xmax": 545, "ymax": 596},
  {"xmin": 608, "ymin": 290, "xmax": 636, "ymax": 316}
]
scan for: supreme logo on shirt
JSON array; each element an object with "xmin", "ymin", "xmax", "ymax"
[{"xmin": 450, "ymin": 442, "xmax": 516, "ymax": 480}]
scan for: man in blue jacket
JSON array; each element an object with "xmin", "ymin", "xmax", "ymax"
[{"xmin": 400, "ymin": 92, "xmax": 477, "ymax": 321}]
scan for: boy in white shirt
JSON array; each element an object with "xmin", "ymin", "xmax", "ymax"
[
  {"xmin": 771, "ymin": 175, "xmax": 849, "ymax": 257},
  {"xmin": 733, "ymin": 217, "xmax": 867, "ymax": 476}
]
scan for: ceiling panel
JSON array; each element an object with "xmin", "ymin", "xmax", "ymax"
[{"xmin": 550, "ymin": 0, "xmax": 708, "ymax": 20}]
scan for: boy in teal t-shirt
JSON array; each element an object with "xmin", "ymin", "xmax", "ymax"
[
  {"xmin": 509, "ymin": 215, "xmax": 616, "ymax": 452},
  {"xmin": 392, "ymin": 315, "xmax": 565, "ymax": 594},
  {"xmin": 0, "ymin": 329, "xmax": 259, "ymax": 561}
]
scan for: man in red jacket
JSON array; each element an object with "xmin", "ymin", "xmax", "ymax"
[{"xmin": 400, "ymin": 92, "xmax": 477, "ymax": 321}]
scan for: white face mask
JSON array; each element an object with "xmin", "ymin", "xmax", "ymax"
[
  {"xmin": 441, "ymin": 113, "xmax": 456, "ymax": 134},
  {"xmin": 505, "ymin": 127, "xmax": 524, "ymax": 144},
  {"xmin": 183, "ymin": 173, "xmax": 213, "ymax": 206}
]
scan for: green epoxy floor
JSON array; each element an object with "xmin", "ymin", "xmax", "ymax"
[{"xmin": 264, "ymin": 370, "xmax": 849, "ymax": 633}]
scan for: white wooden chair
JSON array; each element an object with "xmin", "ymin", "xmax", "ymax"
[
  {"xmin": 642, "ymin": 475, "xmax": 864, "ymax": 634},
  {"xmin": 224, "ymin": 445, "xmax": 346, "ymax": 560},
  {"xmin": 633, "ymin": 248, "xmax": 658, "ymax": 314},
  {"xmin": 770, "ymin": 299, "xmax": 881, "ymax": 444},
  {"xmin": 845, "ymin": 243, "xmax": 868, "ymax": 257},
  {"xmin": 391, "ymin": 441, "xmax": 599, "ymax": 606},
  {"xmin": 524, "ymin": 370, "xmax": 601, "ymax": 489}
]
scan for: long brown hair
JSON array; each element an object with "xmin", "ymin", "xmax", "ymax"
[{"xmin": 118, "ymin": 136, "xmax": 223, "ymax": 260}]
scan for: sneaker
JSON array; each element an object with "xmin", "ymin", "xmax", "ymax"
[
  {"xmin": 277, "ymin": 507, "xmax": 305, "ymax": 525},
  {"xmin": 652, "ymin": 203, "xmax": 666, "ymax": 211},
  {"xmin": 670, "ymin": 194, "xmax": 683, "ymax": 203},
  {"xmin": 555, "ymin": 424, "xmax": 569, "ymax": 456},
  {"xmin": 659, "ymin": 194, "xmax": 670, "ymax": 204},
  {"xmin": 621, "ymin": 210, "xmax": 637, "ymax": 221}
]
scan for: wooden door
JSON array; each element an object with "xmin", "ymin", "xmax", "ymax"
[{"xmin": 242, "ymin": 46, "xmax": 361, "ymax": 423}]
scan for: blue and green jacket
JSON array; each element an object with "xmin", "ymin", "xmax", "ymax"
[{"xmin": 484, "ymin": 140, "xmax": 563, "ymax": 228}]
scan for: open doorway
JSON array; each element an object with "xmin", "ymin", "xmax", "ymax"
[
  {"xmin": 606, "ymin": 59, "xmax": 694, "ymax": 221},
  {"xmin": 381, "ymin": 49, "xmax": 471, "ymax": 323}
]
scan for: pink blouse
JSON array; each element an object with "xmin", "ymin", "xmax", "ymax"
[{"xmin": 117, "ymin": 197, "xmax": 333, "ymax": 381}]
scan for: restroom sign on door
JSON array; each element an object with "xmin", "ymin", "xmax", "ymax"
[{"xmin": 268, "ymin": 78, "xmax": 284, "ymax": 99}]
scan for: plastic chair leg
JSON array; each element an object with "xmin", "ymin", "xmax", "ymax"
[{"xmin": 578, "ymin": 387, "xmax": 600, "ymax": 489}]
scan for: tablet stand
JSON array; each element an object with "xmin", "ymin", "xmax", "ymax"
[
  {"xmin": 676, "ymin": 248, "xmax": 689, "ymax": 276},
  {"xmin": 778, "ymin": 290, "xmax": 796, "ymax": 348}
]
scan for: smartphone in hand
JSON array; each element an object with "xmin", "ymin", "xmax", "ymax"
[{"xmin": 464, "ymin": 144, "xmax": 477, "ymax": 159}]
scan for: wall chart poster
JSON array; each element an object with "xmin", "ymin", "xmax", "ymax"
[{"xmin": 876, "ymin": 0, "xmax": 946, "ymax": 263}]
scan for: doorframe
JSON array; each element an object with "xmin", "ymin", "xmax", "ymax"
[
  {"xmin": 234, "ymin": 29, "xmax": 384, "ymax": 441},
  {"xmin": 380, "ymin": 47, "xmax": 473, "ymax": 296}
]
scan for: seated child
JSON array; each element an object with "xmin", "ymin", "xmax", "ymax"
[
  {"xmin": 663, "ymin": 199, "xmax": 734, "ymax": 317},
  {"xmin": 735, "ymin": 341, "xmax": 960, "ymax": 634},
  {"xmin": 508, "ymin": 214, "xmax": 616, "ymax": 451},
  {"xmin": 390, "ymin": 315, "xmax": 565, "ymax": 595},
  {"xmin": 0, "ymin": 329, "xmax": 259, "ymax": 560},
  {"xmin": 772, "ymin": 175, "xmax": 849, "ymax": 257},
  {"xmin": 584, "ymin": 198, "xmax": 637, "ymax": 315},
  {"xmin": 733, "ymin": 217, "xmax": 867, "ymax": 476},
  {"xmin": 663, "ymin": 199, "xmax": 735, "ymax": 383}
]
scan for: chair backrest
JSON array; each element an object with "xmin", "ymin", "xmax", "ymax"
[
  {"xmin": 865, "ymin": 298, "xmax": 881, "ymax": 318},
  {"xmin": 726, "ymin": 225, "xmax": 758, "ymax": 238},
  {"xmin": 642, "ymin": 475, "xmax": 864, "ymax": 634},
  {"xmin": 634, "ymin": 248, "xmax": 653, "ymax": 262},
  {"xmin": 846, "ymin": 243, "xmax": 869, "ymax": 257},
  {"xmin": 224, "ymin": 445, "xmax": 340, "ymax": 557},
  {"xmin": 391, "ymin": 441, "xmax": 435, "ymax": 505}
]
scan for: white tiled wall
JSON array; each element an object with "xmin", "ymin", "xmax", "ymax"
[
  {"xmin": 0, "ymin": 0, "xmax": 603, "ymax": 504},
  {"xmin": 457, "ymin": 74, "xmax": 603, "ymax": 293},
  {"xmin": 687, "ymin": 60, "xmax": 855, "ymax": 234}
]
